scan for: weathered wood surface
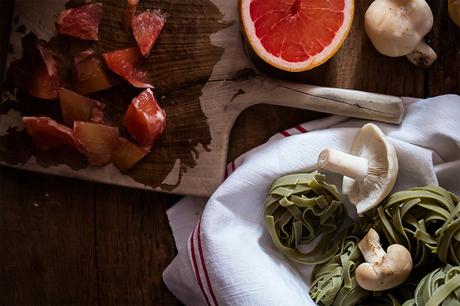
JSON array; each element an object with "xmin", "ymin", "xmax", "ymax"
[
  {"xmin": 1, "ymin": 0, "xmax": 458, "ymax": 306},
  {"xmin": 0, "ymin": 0, "xmax": 422, "ymax": 197}
]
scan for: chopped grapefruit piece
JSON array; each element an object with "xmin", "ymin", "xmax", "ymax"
[
  {"xmin": 122, "ymin": 0, "xmax": 138, "ymax": 31},
  {"xmin": 112, "ymin": 137, "xmax": 149, "ymax": 172},
  {"xmin": 27, "ymin": 43, "xmax": 61, "ymax": 100},
  {"xmin": 239, "ymin": 0, "xmax": 354, "ymax": 71},
  {"xmin": 131, "ymin": 9, "xmax": 166, "ymax": 57},
  {"xmin": 56, "ymin": 3, "xmax": 103, "ymax": 41},
  {"xmin": 22, "ymin": 116, "xmax": 77, "ymax": 150},
  {"xmin": 28, "ymin": 64, "xmax": 61, "ymax": 100},
  {"xmin": 73, "ymin": 49, "xmax": 112, "ymax": 94},
  {"xmin": 123, "ymin": 88, "xmax": 166, "ymax": 147},
  {"xmin": 59, "ymin": 88, "xmax": 105, "ymax": 126},
  {"xmin": 74, "ymin": 122, "xmax": 119, "ymax": 166},
  {"xmin": 36, "ymin": 43, "xmax": 59, "ymax": 77},
  {"xmin": 103, "ymin": 47, "xmax": 153, "ymax": 88}
]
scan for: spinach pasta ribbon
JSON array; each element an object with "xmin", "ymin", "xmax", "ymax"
[
  {"xmin": 402, "ymin": 265, "xmax": 460, "ymax": 306},
  {"xmin": 373, "ymin": 186, "xmax": 460, "ymax": 267},
  {"xmin": 264, "ymin": 171, "xmax": 345, "ymax": 264},
  {"xmin": 310, "ymin": 225, "xmax": 370, "ymax": 306},
  {"xmin": 310, "ymin": 222, "xmax": 419, "ymax": 306}
]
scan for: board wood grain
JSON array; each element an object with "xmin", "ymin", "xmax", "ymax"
[{"xmin": 0, "ymin": 0, "xmax": 421, "ymax": 197}]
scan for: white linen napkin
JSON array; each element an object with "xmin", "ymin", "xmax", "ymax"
[{"xmin": 163, "ymin": 95, "xmax": 460, "ymax": 306}]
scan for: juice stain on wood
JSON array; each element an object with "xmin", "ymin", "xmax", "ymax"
[{"xmin": 0, "ymin": 0, "xmax": 232, "ymax": 191}]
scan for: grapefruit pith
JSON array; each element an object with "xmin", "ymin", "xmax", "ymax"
[{"xmin": 239, "ymin": 0, "xmax": 354, "ymax": 72}]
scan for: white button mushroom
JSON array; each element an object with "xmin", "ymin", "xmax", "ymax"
[
  {"xmin": 317, "ymin": 123, "xmax": 398, "ymax": 214},
  {"xmin": 355, "ymin": 228, "xmax": 413, "ymax": 291},
  {"xmin": 365, "ymin": 0, "xmax": 437, "ymax": 68},
  {"xmin": 449, "ymin": 0, "xmax": 460, "ymax": 27}
]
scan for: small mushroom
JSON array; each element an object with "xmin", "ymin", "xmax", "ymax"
[
  {"xmin": 365, "ymin": 0, "xmax": 437, "ymax": 68},
  {"xmin": 317, "ymin": 123, "xmax": 398, "ymax": 214},
  {"xmin": 449, "ymin": 0, "xmax": 460, "ymax": 27},
  {"xmin": 355, "ymin": 228, "xmax": 412, "ymax": 291}
]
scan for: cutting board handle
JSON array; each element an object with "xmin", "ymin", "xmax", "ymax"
[{"xmin": 238, "ymin": 77, "xmax": 405, "ymax": 124}]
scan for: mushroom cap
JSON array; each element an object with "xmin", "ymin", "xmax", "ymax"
[
  {"xmin": 356, "ymin": 244, "xmax": 413, "ymax": 291},
  {"xmin": 342, "ymin": 123, "xmax": 398, "ymax": 214},
  {"xmin": 365, "ymin": 0, "xmax": 433, "ymax": 57}
]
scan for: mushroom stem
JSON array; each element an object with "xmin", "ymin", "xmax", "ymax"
[
  {"xmin": 406, "ymin": 41, "xmax": 437, "ymax": 68},
  {"xmin": 318, "ymin": 148, "xmax": 368, "ymax": 181},
  {"xmin": 358, "ymin": 228, "xmax": 387, "ymax": 264}
]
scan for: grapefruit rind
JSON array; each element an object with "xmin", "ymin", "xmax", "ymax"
[{"xmin": 239, "ymin": 0, "xmax": 354, "ymax": 72}]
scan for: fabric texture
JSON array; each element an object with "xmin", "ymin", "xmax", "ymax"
[{"xmin": 163, "ymin": 95, "xmax": 460, "ymax": 306}]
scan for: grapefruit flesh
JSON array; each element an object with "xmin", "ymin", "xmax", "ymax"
[
  {"xmin": 131, "ymin": 9, "xmax": 166, "ymax": 57},
  {"xmin": 112, "ymin": 137, "xmax": 150, "ymax": 173},
  {"xmin": 103, "ymin": 47, "xmax": 154, "ymax": 88},
  {"xmin": 123, "ymin": 88, "xmax": 166, "ymax": 147},
  {"xmin": 73, "ymin": 49, "xmax": 113, "ymax": 94},
  {"xmin": 59, "ymin": 88, "xmax": 105, "ymax": 126},
  {"xmin": 56, "ymin": 3, "xmax": 103, "ymax": 41},
  {"xmin": 23, "ymin": 117, "xmax": 77, "ymax": 150},
  {"xmin": 240, "ymin": 0, "xmax": 354, "ymax": 71},
  {"xmin": 27, "ymin": 42, "xmax": 61, "ymax": 100},
  {"xmin": 74, "ymin": 122, "xmax": 119, "ymax": 166}
]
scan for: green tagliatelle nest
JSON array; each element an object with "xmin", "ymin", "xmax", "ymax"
[
  {"xmin": 310, "ymin": 223, "xmax": 420, "ymax": 306},
  {"xmin": 264, "ymin": 171, "xmax": 345, "ymax": 264},
  {"xmin": 403, "ymin": 265, "xmax": 460, "ymax": 306},
  {"xmin": 263, "ymin": 171, "xmax": 460, "ymax": 305},
  {"xmin": 310, "ymin": 223, "xmax": 370, "ymax": 306},
  {"xmin": 373, "ymin": 186, "xmax": 460, "ymax": 267},
  {"xmin": 309, "ymin": 185, "xmax": 460, "ymax": 306}
]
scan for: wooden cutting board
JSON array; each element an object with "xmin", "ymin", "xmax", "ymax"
[{"xmin": 1, "ymin": 0, "xmax": 411, "ymax": 196}]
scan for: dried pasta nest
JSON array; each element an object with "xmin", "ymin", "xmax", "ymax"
[
  {"xmin": 309, "ymin": 223, "xmax": 422, "ymax": 306},
  {"xmin": 310, "ymin": 223, "xmax": 369, "ymax": 306},
  {"xmin": 403, "ymin": 265, "xmax": 460, "ymax": 306},
  {"xmin": 264, "ymin": 171, "xmax": 345, "ymax": 264},
  {"xmin": 373, "ymin": 186, "xmax": 460, "ymax": 267}
]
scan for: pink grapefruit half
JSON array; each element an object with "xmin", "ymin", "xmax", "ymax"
[{"xmin": 240, "ymin": 0, "xmax": 354, "ymax": 72}]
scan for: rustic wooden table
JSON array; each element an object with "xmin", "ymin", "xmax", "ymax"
[{"xmin": 1, "ymin": 1, "xmax": 458, "ymax": 305}]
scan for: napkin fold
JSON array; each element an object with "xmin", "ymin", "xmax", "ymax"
[{"xmin": 163, "ymin": 95, "xmax": 460, "ymax": 306}]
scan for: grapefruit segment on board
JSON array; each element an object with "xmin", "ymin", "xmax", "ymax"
[
  {"xmin": 240, "ymin": 0, "xmax": 354, "ymax": 72},
  {"xmin": 73, "ymin": 49, "xmax": 112, "ymax": 94},
  {"xmin": 56, "ymin": 3, "xmax": 103, "ymax": 41},
  {"xmin": 123, "ymin": 88, "xmax": 166, "ymax": 147},
  {"xmin": 112, "ymin": 137, "xmax": 150, "ymax": 173},
  {"xmin": 22, "ymin": 117, "xmax": 77, "ymax": 150},
  {"xmin": 103, "ymin": 47, "xmax": 154, "ymax": 88},
  {"xmin": 131, "ymin": 9, "xmax": 166, "ymax": 57},
  {"xmin": 28, "ymin": 43, "xmax": 61, "ymax": 100},
  {"xmin": 74, "ymin": 122, "xmax": 119, "ymax": 166}
]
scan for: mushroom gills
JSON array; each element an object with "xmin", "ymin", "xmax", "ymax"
[{"xmin": 317, "ymin": 123, "xmax": 399, "ymax": 214}]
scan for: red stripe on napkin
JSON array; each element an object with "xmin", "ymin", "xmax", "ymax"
[
  {"xmin": 190, "ymin": 227, "xmax": 211, "ymax": 305},
  {"xmin": 280, "ymin": 130, "xmax": 290, "ymax": 137},
  {"xmin": 295, "ymin": 125, "xmax": 308, "ymax": 133},
  {"xmin": 197, "ymin": 219, "xmax": 219, "ymax": 306},
  {"xmin": 197, "ymin": 124, "xmax": 310, "ymax": 304}
]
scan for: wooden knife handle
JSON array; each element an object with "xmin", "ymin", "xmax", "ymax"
[{"xmin": 237, "ymin": 77, "xmax": 405, "ymax": 124}]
